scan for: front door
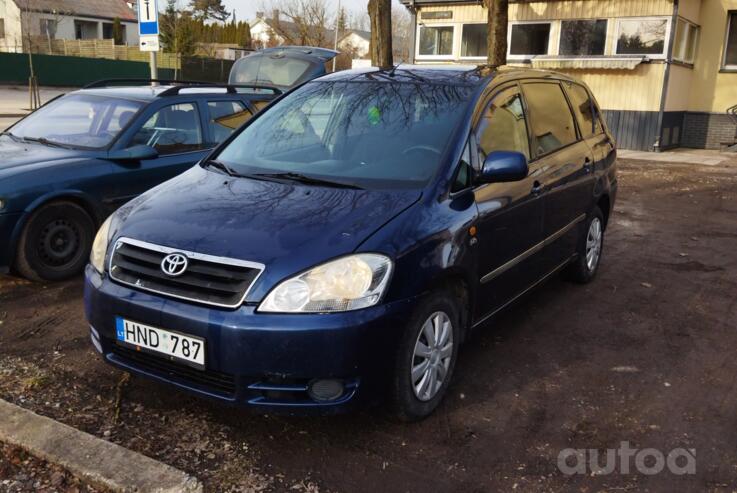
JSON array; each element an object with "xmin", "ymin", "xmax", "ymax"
[
  {"xmin": 107, "ymin": 101, "xmax": 211, "ymax": 208},
  {"xmin": 472, "ymin": 84, "xmax": 546, "ymax": 321}
]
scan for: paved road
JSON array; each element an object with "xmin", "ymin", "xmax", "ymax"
[
  {"xmin": 1, "ymin": 157, "xmax": 737, "ymax": 491},
  {"xmin": 0, "ymin": 85, "xmax": 73, "ymax": 130}
]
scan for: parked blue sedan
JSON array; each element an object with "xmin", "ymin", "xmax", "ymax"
[{"xmin": 0, "ymin": 80, "xmax": 280, "ymax": 281}]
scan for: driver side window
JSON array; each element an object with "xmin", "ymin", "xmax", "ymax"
[
  {"xmin": 130, "ymin": 103, "xmax": 204, "ymax": 155},
  {"xmin": 475, "ymin": 86, "xmax": 530, "ymax": 161}
]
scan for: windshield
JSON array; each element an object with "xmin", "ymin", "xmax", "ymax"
[
  {"xmin": 216, "ymin": 81, "xmax": 474, "ymax": 189},
  {"xmin": 230, "ymin": 54, "xmax": 313, "ymax": 89},
  {"xmin": 10, "ymin": 94, "xmax": 143, "ymax": 149}
]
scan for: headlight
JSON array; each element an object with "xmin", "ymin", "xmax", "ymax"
[
  {"xmin": 259, "ymin": 254, "xmax": 393, "ymax": 313},
  {"xmin": 0, "ymin": 199, "xmax": 5, "ymax": 211},
  {"xmin": 90, "ymin": 215, "xmax": 115, "ymax": 274}
]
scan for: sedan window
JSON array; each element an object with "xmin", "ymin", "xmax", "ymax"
[{"xmin": 130, "ymin": 103, "xmax": 204, "ymax": 155}]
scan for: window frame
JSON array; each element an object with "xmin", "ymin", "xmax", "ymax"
[
  {"xmin": 722, "ymin": 11, "xmax": 737, "ymax": 70},
  {"xmin": 519, "ymin": 80, "xmax": 581, "ymax": 160},
  {"xmin": 507, "ymin": 20, "xmax": 553, "ymax": 60},
  {"xmin": 557, "ymin": 18, "xmax": 609, "ymax": 57},
  {"xmin": 614, "ymin": 16, "xmax": 671, "ymax": 59},
  {"xmin": 459, "ymin": 22, "xmax": 488, "ymax": 60},
  {"xmin": 673, "ymin": 17, "xmax": 700, "ymax": 65},
  {"xmin": 416, "ymin": 23, "xmax": 455, "ymax": 60}
]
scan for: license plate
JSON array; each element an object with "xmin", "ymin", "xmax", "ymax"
[{"xmin": 115, "ymin": 317, "xmax": 205, "ymax": 369}]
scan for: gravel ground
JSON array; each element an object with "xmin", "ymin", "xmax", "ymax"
[
  {"xmin": 0, "ymin": 443, "xmax": 104, "ymax": 493},
  {"xmin": 1, "ymin": 157, "xmax": 737, "ymax": 492}
]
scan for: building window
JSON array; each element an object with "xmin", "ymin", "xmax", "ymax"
[
  {"xmin": 0, "ymin": 19, "xmax": 5, "ymax": 39},
  {"xmin": 616, "ymin": 18, "xmax": 668, "ymax": 56},
  {"xmin": 418, "ymin": 25, "xmax": 454, "ymax": 57},
  {"xmin": 673, "ymin": 18, "xmax": 699, "ymax": 64},
  {"xmin": 724, "ymin": 12, "xmax": 737, "ymax": 68},
  {"xmin": 461, "ymin": 24, "xmax": 487, "ymax": 58},
  {"xmin": 40, "ymin": 19, "xmax": 57, "ymax": 39},
  {"xmin": 509, "ymin": 23, "xmax": 551, "ymax": 56},
  {"xmin": 560, "ymin": 20, "xmax": 607, "ymax": 56}
]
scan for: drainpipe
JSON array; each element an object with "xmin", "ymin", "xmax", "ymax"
[
  {"xmin": 654, "ymin": 0, "xmax": 679, "ymax": 152},
  {"xmin": 407, "ymin": 0, "xmax": 417, "ymax": 64}
]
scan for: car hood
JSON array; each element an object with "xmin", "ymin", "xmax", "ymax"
[
  {"xmin": 0, "ymin": 136, "xmax": 84, "ymax": 172},
  {"xmin": 115, "ymin": 166, "xmax": 421, "ymax": 300}
]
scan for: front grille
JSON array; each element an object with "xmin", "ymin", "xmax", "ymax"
[
  {"xmin": 109, "ymin": 238, "xmax": 264, "ymax": 308},
  {"xmin": 111, "ymin": 345, "xmax": 236, "ymax": 397}
]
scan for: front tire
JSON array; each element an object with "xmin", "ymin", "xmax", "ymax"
[
  {"xmin": 14, "ymin": 201, "xmax": 95, "ymax": 282},
  {"xmin": 391, "ymin": 290, "xmax": 461, "ymax": 422},
  {"xmin": 563, "ymin": 206, "xmax": 605, "ymax": 284}
]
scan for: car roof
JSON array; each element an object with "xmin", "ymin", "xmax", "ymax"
[{"xmin": 313, "ymin": 65, "xmax": 581, "ymax": 87}]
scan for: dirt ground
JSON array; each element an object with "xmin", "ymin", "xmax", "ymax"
[{"xmin": 2, "ymin": 157, "xmax": 737, "ymax": 492}]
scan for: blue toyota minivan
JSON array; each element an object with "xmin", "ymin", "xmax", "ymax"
[{"xmin": 84, "ymin": 66, "xmax": 617, "ymax": 421}]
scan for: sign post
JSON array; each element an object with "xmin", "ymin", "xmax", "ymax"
[{"xmin": 137, "ymin": 0, "xmax": 160, "ymax": 83}]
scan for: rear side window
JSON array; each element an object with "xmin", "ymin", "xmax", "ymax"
[
  {"xmin": 207, "ymin": 101, "xmax": 252, "ymax": 144},
  {"xmin": 522, "ymin": 82, "xmax": 577, "ymax": 156},
  {"xmin": 476, "ymin": 86, "xmax": 530, "ymax": 161},
  {"xmin": 564, "ymin": 83, "xmax": 597, "ymax": 138}
]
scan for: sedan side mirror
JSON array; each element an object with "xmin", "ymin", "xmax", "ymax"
[
  {"xmin": 107, "ymin": 145, "xmax": 158, "ymax": 163},
  {"xmin": 476, "ymin": 151, "xmax": 529, "ymax": 184}
]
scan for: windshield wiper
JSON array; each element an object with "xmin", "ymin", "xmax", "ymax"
[
  {"xmin": 254, "ymin": 172, "xmax": 363, "ymax": 189},
  {"xmin": 21, "ymin": 136, "xmax": 72, "ymax": 149},
  {"xmin": 0, "ymin": 132, "xmax": 22, "ymax": 142},
  {"xmin": 202, "ymin": 159, "xmax": 237, "ymax": 176}
]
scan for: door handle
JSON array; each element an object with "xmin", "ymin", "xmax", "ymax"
[{"xmin": 531, "ymin": 181, "xmax": 543, "ymax": 196}]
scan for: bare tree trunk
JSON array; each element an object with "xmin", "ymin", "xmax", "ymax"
[
  {"xmin": 485, "ymin": 0, "xmax": 508, "ymax": 67},
  {"xmin": 368, "ymin": 0, "xmax": 392, "ymax": 69}
]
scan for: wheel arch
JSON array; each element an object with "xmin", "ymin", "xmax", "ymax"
[
  {"xmin": 422, "ymin": 269, "xmax": 474, "ymax": 344},
  {"xmin": 8, "ymin": 191, "xmax": 104, "ymax": 267}
]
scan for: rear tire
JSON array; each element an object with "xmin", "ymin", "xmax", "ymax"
[
  {"xmin": 14, "ymin": 201, "xmax": 95, "ymax": 282},
  {"xmin": 563, "ymin": 206, "xmax": 605, "ymax": 284},
  {"xmin": 390, "ymin": 290, "xmax": 461, "ymax": 422}
]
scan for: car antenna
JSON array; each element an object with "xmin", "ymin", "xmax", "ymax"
[{"xmin": 388, "ymin": 62, "xmax": 402, "ymax": 77}]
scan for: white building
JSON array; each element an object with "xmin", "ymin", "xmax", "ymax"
[
  {"xmin": 0, "ymin": 0, "xmax": 139, "ymax": 52},
  {"xmin": 337, "ymin": 29, "xmax": 370, "ymax": 58}
]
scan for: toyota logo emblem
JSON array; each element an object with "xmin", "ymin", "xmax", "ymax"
[{"xmin": 161, "ymin": 253, "xmax": 188, "ymax": 277}]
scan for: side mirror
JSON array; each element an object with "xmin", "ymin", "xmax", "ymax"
[
  {"xmin": 476, "ymin": 151, "xmax": 529, "ymax": 184},
  {"xmin": 107, "ymin": 145, "xmax": 158, "ymax": 163}
]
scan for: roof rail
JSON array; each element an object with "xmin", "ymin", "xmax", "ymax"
[
  {"xmin": 82, "ymin": 79, "xmax": 282, "ymax": 96},
  {"xmin": 157, "ymin": 83, "xmax": 283, "ymax": 97}
]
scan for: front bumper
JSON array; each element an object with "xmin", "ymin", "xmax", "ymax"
[
  {"xmin": 84, "ymin": 265, "xmax": 417, "ymax": 413},
  {"xmin": 0, "ymin": 212, "xmax": 23, "ymax": 272}
]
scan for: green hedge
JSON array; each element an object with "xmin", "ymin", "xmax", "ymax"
[{"xmin": 0, "ymin": 52, "xmax": 175, "ymax": 86}]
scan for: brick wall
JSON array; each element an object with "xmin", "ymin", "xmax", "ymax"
[{"xmin": 682, "ymin": 112, "xmax": 737, "ymax": 149}]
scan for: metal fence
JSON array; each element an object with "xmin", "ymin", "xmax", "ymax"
[{"xmin": 2, "ymin": 38, "xmax": 236, "ymax": 84}]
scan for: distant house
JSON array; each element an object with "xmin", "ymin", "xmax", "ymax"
[
  {"xmin": 0, "ymin": 0, "xmax": 139, "ymax": 53},
  {"xmin": 249, "ymin": 10, "xmax": 335, "ymax": 49},
  {"xmin": 337, "ymin": 29, "xmax": 370, "ymax": 58}
]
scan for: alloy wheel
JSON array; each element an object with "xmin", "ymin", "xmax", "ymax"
[
  {"xmin": 411, "ymin": 311, "xmax": 454, "ymax": 402},
  {"xmin": 585, "ymin": 217, "xmax": 602, "ymax": 272}
]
